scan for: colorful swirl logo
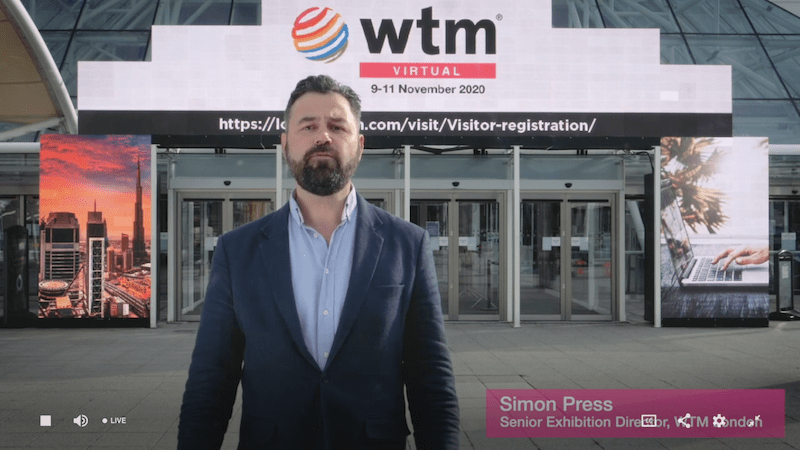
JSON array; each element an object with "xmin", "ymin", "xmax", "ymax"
[{"xmin": 292, "ymin": 7, "xmax": 349, "ymax": 63}]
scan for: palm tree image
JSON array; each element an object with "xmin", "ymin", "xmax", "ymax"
[{"xmin": 661, "ymin": 137, "xmax": 728, "ymax": 234}]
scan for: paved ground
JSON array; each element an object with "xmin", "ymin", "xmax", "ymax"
[{"xmin": 0, "ymin": 313, "xmax": 798, "ymax": 449}]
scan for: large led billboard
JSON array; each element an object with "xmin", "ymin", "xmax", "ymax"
[
  {"xmin": 38, "ymin": 135, "xmax": 152, "ymax": 321},
  {"xmin": 660, "ymin": 137, "xmax": 769, "ymax": 325},
  {"xmin": 78, "ymin": 0, "xmax": 732, "ymax": 140}
]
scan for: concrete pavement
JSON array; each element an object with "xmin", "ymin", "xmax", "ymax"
[{"xmin": 1, "ymin": 316, "xmax": 798, "ymax": 449}]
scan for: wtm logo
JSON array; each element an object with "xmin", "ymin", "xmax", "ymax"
[{"xmin": 292, "ymin": 7, "xmax": 349, "ymax": 63}]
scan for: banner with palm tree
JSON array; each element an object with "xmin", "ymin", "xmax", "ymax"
[{"xmin": 660, "ymin": 137, "xmax": 769, "ymax": 324}]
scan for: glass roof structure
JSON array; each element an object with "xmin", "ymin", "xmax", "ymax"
[
  {"xmin": 2, "ymin": 0, "xmax": 799, "ymax": 145},
  {"xmin": 552, "ymin": 0, "xmax": 800, "ymax": 145}
]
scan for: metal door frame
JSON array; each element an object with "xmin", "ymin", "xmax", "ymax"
[
  {"xmin": 412, "ymin": 190, "xmax": 507, "ymax": 321},
  {"xmin": 173, "ymin": 190, "xmax": 275, "ymax": 321},
  {"xmin": 520, "ymin": 191, "xmax": 618, "ymax": 321}
]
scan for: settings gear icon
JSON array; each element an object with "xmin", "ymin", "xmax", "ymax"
[{"xmin": 713, "ymin": 414, "xmax": 728, "ymax": 428}]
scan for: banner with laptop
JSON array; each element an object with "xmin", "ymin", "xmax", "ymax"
[
  {"xmin": 660, "ymin": 137, "xmax": 769, "ymax": 325},
  {"xmin": 39, "ymin": 135, "xmax": 152, "ymax": 322}
]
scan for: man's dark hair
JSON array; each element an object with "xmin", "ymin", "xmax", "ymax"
[{"xmin": 284, "ymin": 75, "xmax": 361, "ymax": 126}]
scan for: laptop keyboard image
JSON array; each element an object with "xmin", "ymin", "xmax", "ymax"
[{"xmin": 692, "ymin": 258, "xmax": 743, "ymax": 282}]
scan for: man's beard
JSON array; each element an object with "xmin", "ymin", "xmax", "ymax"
[{"xmin": 286, "ymin": 143, "xmax": 358, "ymax": 196}]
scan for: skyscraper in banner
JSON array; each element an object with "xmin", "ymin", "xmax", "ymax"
[
  {"xmin": 40, "ymin": 212, "xmax": 81, "ymax": 282},
  {"xmin": 132, "ymin": 158, "xmax": 147, "ymax": 266},
  {"xmin": 86, "ymin": 202, "xmax": 107, "ymax": 316}
]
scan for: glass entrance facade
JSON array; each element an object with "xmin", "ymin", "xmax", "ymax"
[
  {"xmin": 457, "ymin": 200, "xmax": 501, "ymax": 318},
  {"xmin": 3, "ymin": 150, "xmax": 800, "ymax": 325},
  {"xmin": 771, "ymin": 198, "xmax": 800, "ymax": 298},
  {"xmin": 410, "ymin": 200, "xmax": 449, "ymax": 317},
  {"xmin": 179, "ymin": 198, "xmax": 222, "ymax": 319},
  {"xmin": 410, "ymin": 196, "xmax": 502, "ymax": 320},
  {"xmin": 569, "ymin": 199, "xmax": 613, "ymax": 320},
  {"xmin": 177, "ymin": 194, "xmax": 273, "ymax": 320},
  {"xmin": 520, "ymin": 200, "xmax": 562, "ymax": 317},
  {"xmin": 520, "ymin": 194, "xmax": 615, "ymax": 320}
]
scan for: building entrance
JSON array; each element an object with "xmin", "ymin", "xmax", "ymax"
[
  {"xmin": 520, "ymin": 193, "xmax": 616, "ymax": 321},
  {"xmin": 176, "ymin": 191, "xmax": 273, "ymax": 321},
  {"xmin": 410, "ymin": 192, "xmax": 505, "ymax": 320}
]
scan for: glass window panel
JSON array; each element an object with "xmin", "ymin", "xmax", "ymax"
[
  {"xmin": 0, "ymin": 153, "xmax": 40, "ymax": 188},
  {"xmin": 520, "ymin": 155, "xmax": 622, "ymax": 180},
  {"xmin": 232, "ymin": 200, "xmax": 273, "ymax": 229},
  {"xmin": 77, "ymin": 0, "xmax": 158, "ymax": 30},
  {"xmin": 458, "ymin": 201, "xmax": 500, "ymax": 316},
  {"xmin": 671, "ymin": 0, "xmax": 754, "ymax": 34},
  {"xmin": 180, "ymin": 199, "xmax": 222, "ymax": 317},
  {"xmin": 740, "ymin": 0, "xmax": 800, "ymax": 34},
  {"xmin": 21, "ymin": 0, "xmax": 84, "ymax": 30},
  {"xmin": 660, "ymin": 34, "xmax": 694, "ymax": 64},
  {"xmin": 154, "ymin": 0, "xmax": 232, "ymax": 25},
  {"xmin": 412, "ymin": 155, "xmax": 510, "ymax": 180},
  {"xmin": 366, "ymin": 198, "xmax": 386, "ymax": 211},
  {"xmin": 770, "ymin": 154, "xmax": 800, "ymax": 186},
  {"xmin": 409, "ymin": 201, "xmax": 449, "ymax": 317},
  {"xmin": 60, "ymin": 31, "xmax": 149, "ymax": 98},
  {"xmin": 686, "ymin": 35, "xmax": 787, "ymax": 99},
  {"xmin": 770, "ymin": 200, "xmax": 785, "ymax": 252},
  {"xmin": 0, "ymin": 221, "xmax": 3, "ymax": 321},
  {"xmin": 520, "ymin": 201, "xmax": 562, "ymax": 316},
  {"xmin": 625, "ymin": 200, "xmax": 646, "ymax": 295},
  {"xmin": 26, "ymin": 196, "xmax": 40, "ymax": 317},
  {"xmin": 762, "ymin": 36, "xmax": 800, "ymax": 98},
  {"xmin": 0, "ymin": 198, "xmax": 21, "ymax": 235},
  {"xmin": 595, "ymin": 0, "xmax": 680, "ymax": 32},
  {"xmin": 781, "ymin": 200, "xmax": 800, "ymax": 298},
  {"xmin": 0, "ymin": 198, "xmax": 19, "ymax": 323},
  {"xmin": 733, "ymin": 100, "xmax": 800, "ymax": 145},
  {"xmin": 552, "ymin": 0, "xmax": 605, "ymax": 28},
  {"xmin": 624, "ymin": 153, "xmax": 654, "ymax": 190},
  {"xmin": 173, "ymin": 153, "xmax": 276, "ymax": 178},
  {"xmin": 39, "ymin": 31, "xmax": 71, "ymax": 69},
  {"xmin": 231, "ymin": 0, "xmax": 261, "ymax": 25},
  {"xmin": 354, "ymin": 154, "xmax": 402, "ymax": 180},
  {"xmin": 789, "ymin": 201, "xmax": 800, "ymax": 237},
  {"xmin": 570, "ymin": 201, "xmax": 613, "ymax": 317}
]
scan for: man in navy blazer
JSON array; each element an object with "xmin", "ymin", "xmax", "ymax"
[{"xmin": 178, "ymin": 75, "xmax": 460, "ymax": 449}]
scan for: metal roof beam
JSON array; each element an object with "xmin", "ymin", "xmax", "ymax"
[
  {"xmin": 0, "ymin": 0, "xmax": 77, "ymax": 134},
  {"xmin": 0, "ymin": 117, "xmax": 62, "ymax": 141}
]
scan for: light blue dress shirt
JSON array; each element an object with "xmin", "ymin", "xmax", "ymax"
[{"xmin": 288, "ymin": 186, "xmax": 358, "ymax": 370}]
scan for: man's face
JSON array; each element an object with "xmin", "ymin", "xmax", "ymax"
[{"xmin": 281, "ymin": 92, "xmax": 364, "ymax": 196}]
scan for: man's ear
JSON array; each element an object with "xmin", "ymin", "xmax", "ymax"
[
  {"xmin": 357, "ymin": 134, "xmax": 364, "ymax": 162},
  {"xmin": 280, "ymin": 132, "xmax": 288, "ymax": 159}
]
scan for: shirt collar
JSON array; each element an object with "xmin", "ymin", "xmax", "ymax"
[{"xmin": 289, "ymin": 184, "xmax": 358, "ymax": 226}]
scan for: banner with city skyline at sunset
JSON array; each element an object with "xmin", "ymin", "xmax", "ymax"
[{"xmin": 39, "ymin": 135, "xmax": 151, "ymax": 321}]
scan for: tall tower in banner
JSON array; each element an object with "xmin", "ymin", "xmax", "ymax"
[
  {"xmin": 86, "ymin": 202, "xmax": 107, "ymax": 316},
  {"xmin": 132, "ymin": 157, "xmax": 147, "ymax": 266}
]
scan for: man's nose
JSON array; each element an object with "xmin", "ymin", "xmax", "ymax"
[{"xmin": 315, "ymin": 130, "xmax": 332, "ymax": 145}]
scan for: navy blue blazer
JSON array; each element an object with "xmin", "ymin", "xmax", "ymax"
[{"xmin": 178, "ymin": 194, "xmax": 460, "ymax": 449}]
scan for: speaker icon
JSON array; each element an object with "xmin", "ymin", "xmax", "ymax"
[{"xmin": 73, "ymin": 415, "xmax": 88, "ymax": 427}]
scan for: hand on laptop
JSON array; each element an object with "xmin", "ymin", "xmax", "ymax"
[{"xmin": 712, "ymin": 246, "xmax": 769, "ymax": 271}]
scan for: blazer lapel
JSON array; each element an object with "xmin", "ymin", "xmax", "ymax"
[
  {"xmin": 258, "ymin": 204, "xmax": 318, "ymax": 369},
  {"xmin": 326, "ymin": 194, "xmax": 384, "ymax": 369}
]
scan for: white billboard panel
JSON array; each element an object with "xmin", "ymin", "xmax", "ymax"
[{"xmin": 78, "ymin": 0, "xmax": 732, "ymax": 140}]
